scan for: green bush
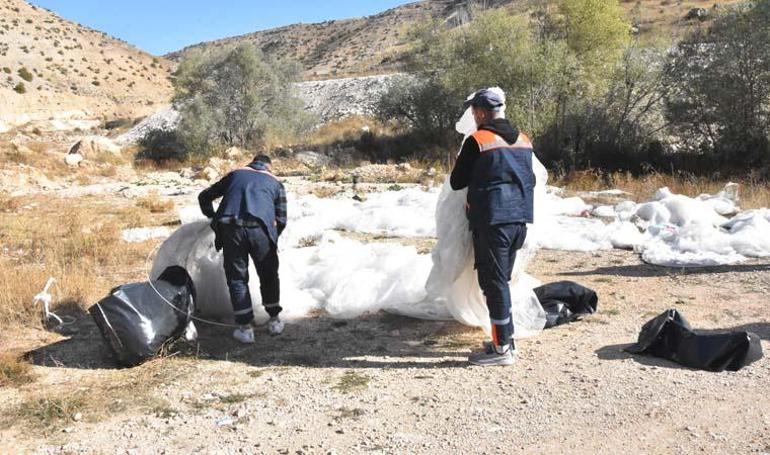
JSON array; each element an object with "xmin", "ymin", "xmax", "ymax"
[
  {"xmin": 665, "ymin": 0, "xmax": 770, "ymax": 169},
  {"xmin": 13, "ymin": 82, "xmax": 25, "ymax": 94},
  {"xmin": 173, "ymin": 43, "xmax": 316, "ymax": 156},
  {"xmin": 375, "ymin": 76, "xmax": 461, "ymax": 142},
  {"xmin": 137, "ymin": 129, "xmax": 187, "ymax": 163},
  {"xmin": 378, "ymin": 4, "xmax": 678, "ymax": 172},
  {"xmin": 2, "ymin": 67, "xmax": 10, "ymax": 74},
  {"xmin": 17, "ymin": 67, "xmax": 33, "ymax": 82}
]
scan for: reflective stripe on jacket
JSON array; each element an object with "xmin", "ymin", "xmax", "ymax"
[{"xmin": 466, "ymin": 130, "xmax": 535, "ymax": 227}]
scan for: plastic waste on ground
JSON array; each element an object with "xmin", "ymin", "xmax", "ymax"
[
  {"xmin": 151, "ymin": 88, "xmax": 547, "ymax": 337},
  {"xmin": 533, "ymin": 281, "xmax": 598, "ymax": 328},
  {"xmin": 166, "ymin": 179, "xmax": 770, "ymax": 269},
  {"xmin": 148, "ymin": 86, "xmax": 770, "ymax": 332},
  {"xmin": 89, "ymin": 266, "xmax": 197, "ymax": 366},
  {"xmin": 121, "ymin": 227, "xmax": 172, "ymax": 243},
  {"xmin": 625, "ymin": 309, "xmax": 763, "ymax": 372}
]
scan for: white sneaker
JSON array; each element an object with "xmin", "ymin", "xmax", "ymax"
[
  {"xmin": 267, "ymin": 317, "xmax": 284, "ymax": 336},
  {"xmin": 233, "ymin": 326, "xmax": 255, "ymax": 344},
  {"xmin": 469, "ymin": 348, "xmax": 515, "ymax": 366}
]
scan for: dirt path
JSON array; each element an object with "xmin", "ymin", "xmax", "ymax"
[{"xmin": 1, "ymin": 247, "xmax": 768, "ymax": 454}]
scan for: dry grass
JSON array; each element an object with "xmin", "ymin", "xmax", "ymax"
[
  {"xmin": 135, "ymin": 191, "xmax": 174, "ymax": 213},
  {"xmin": 333, "ymin": 371, "xmax": 370, "ymax": 394},
  {"xmin": 303, "ymin": 116, "xmax": 388, "ymax": 148},
  {"xmin": 0, "ymin": 191, "xmax": 22, "ymax": 212},
  {"xmin": 1, "ymin": 139, "xmax": 134, "ymax": 185},
  {"xmin": 2, "ymin": 140, "xmax": 70, "ymax": 178},
  {"xmin": 133, "ymin": 157, "xmax": 189, "ymax": 172},
  {"xmin": 555, "ymin": 169, "xmax": 770, "ymax": 209},
  {"xmin": 0, "ymin": 352, "xmax": 35, "ymax": 388},
  {"xmin": 8, "ymin": 357, "xmax": 189, "ymax": 430},
  {"xmin": 0, "ymin": 198, "xmax": 158, "ymax": 329},
  {"xmin": 15, "ymin": 393, "xmax": 88, "ymax": 429}
]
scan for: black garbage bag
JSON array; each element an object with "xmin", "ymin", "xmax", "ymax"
[
  {"xmin": 625, "ymin": 309, "xmax": 763, "ymax": 372},
  {"xmin": 89, "ymin": 266, "xmax": 196, "ymax": 367},
  {"xmin": 534, "ymin": 281, "xmax": 598, "ymax": 329}
]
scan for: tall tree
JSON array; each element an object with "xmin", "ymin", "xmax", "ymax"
[
  {"xmin": 665, "ymin": 0, "xmax": 770, "ymax": 165},
  {"xmin": 173, "ymin": 43, "xmax": 313, "ymax": 155}
]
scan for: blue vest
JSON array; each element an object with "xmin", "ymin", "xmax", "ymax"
[
  {"xmin": 214, "ymin": 168, "xmax": 283, "ymax": 244},
  {"xmin": 467, "ymin": 129, "xmax": 535, "ymax": 227}
]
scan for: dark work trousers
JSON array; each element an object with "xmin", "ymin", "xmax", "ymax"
[
  {"xmin": 472, "ymin": 223, "xmax": 528, "ymax": 347},
  {"xmin": 219, "ymin": 224, "xmax": 282, "ymax": 325}
]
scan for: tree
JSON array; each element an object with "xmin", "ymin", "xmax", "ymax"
[
  {"xmin": 375, "ymin": 76, "xmax": 461, "ymax": 141},
  {"xmin": 404, "ymin": 10, "xmax": 578, "ymax": 138},
  {"xmin": 665, "ymin": 0, "xmax": 770, "ymax": 166},
  {"xmin": 173, "ymin": 43, "xmax": 314, "ymax": 156},
  {"xmin": 381, "ymin": 6, "xmax": 662, "ymax": 170},
  {"xmin": 560, "ymin": 0, "xmax": 630, "ymax": 68}
]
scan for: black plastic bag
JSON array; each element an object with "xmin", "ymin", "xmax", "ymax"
[
  {"xmin": 534, "ymin": 281, "xmax": 598, "ymax": 329},
  {"xmin": 625, "ymin": 309, "xmax": 763, "ymax": 372},
  {"xmin": 89, "ymin": 266, "xmax": 196, "ymax": 367}
]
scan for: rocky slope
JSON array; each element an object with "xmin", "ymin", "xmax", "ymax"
[
  {"xmin": 166, "ymin": 0, "xmax": 741, "ymax": 79},
  {"xmin": 0, "ymin": 0, "xmax": 173, "ymax": 132},
  {"xmin": 166, "ymin": 1, "xmax": 456, "ymax": 79}
]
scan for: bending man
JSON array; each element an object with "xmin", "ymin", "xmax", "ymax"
[
  {"xmin": 199, "ymin": 154, "xmax": 287, "ymax": 343},
  {"xmin": 450, "ymin": 89, "xmax": 536, "ymax": 366}
]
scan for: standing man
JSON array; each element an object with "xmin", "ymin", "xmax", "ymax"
[
  {"xmin": 199, "ymin": 154, "xmax": 287, "ymax": 344},
  {"xmin": 450, "ymin": 89, "xmax": 536, "ymax": 366}
]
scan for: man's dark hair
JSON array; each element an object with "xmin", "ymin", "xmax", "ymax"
[{"xmin": 254, "ymin": 154, "xmax": 272, "ymax": 164}]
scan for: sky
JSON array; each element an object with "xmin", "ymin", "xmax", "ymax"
[{"xmin": 28, "ymin": 0, "xmax": 415, "ymax": 56}]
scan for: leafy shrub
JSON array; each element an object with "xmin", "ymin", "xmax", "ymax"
[
  {"xmin": 665, "ymin": 1, "xmax": 770, "ymax": 169},
  {"xmin": 13, "ymin": 82, "xmax": 25, "ymax": 94},
  {"xmin": 136, "ymin": 129, "xmax": 187, "ymax": 163},
  {"xmin": 173, "ymin": 43, "xmax": 316, "ymax": 156},
  {"xmin": 375, "ymin": 76, "xmax": 461, "ymax": 142},
  {"xmin": 17, "ymin": 67, "xmax": 33, "ymax": 82}
]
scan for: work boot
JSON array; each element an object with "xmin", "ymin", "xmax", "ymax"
[
  {"xmin": 233, "ymin": 326, "xmax": 255, "ymax": 344},
  {"xmin": 267, "ymin": 317, "xmax": 284, "ymax": 336},
  {"xmin": 469, "ymin": 343, "xmax": 515, "ymax": 366}
]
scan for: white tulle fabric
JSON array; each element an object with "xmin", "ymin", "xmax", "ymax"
[
  {"xmin": 424, "ymin": 94, "xmax": 547, "ymax": 338},
  {"xmin": 150, "ymin": 88, "xmax": 547, "ymax": 337}
]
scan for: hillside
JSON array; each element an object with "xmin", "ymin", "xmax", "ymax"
[
  {"xmin": 167, "ymin": 0, "xmax": 742, "ymax": 79},
  {"xmin": 166, "ymin": 1, "xmax": 452, "ymax": 79},
  {"xmin": 0, "ymin": 0, "xmax": 173, "ymax": 132}
]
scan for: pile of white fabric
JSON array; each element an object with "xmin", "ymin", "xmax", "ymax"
[
  {"xmin": 148, "ymin": 87, "xmax": 770, "ymax": 331},
  {"xmin": 538, "ymin": 183, "xmax": 770, "ymax": 267},
  {"xmin": 152, "ymin": 88, "xmax": 548, "ymax": 336}
]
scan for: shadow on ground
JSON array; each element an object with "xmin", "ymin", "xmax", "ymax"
[
  {"xmin": 559, "ymin": 262, "xmax": 770, "ymax": 278},
  {"xmin": 596, "ymin": 322, "xmax": 770, "ymax": 370},
  {"xmin": 28, "ymin": 310, "xmax": 478, "ymax": 371},
  {"xmin": 595, "ymin": 343, "xmax": 692, "ymax": 370}
]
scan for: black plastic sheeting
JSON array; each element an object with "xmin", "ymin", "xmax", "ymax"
[
  {"xmin": 534, "ymin": 281, "xmax": 598, "ymax": 329},
  {"xmin": 89, "ymin": 266, "xmax": 196, "ymax": 367},
  {"xmin": 626, "ymin": 309, "xmax": 763, "ymax": 372}
]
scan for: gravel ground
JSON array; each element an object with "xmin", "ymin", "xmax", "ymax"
[{"xmin": 2, "ymin": 246, "xmax": 768, "ymax": 454}]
